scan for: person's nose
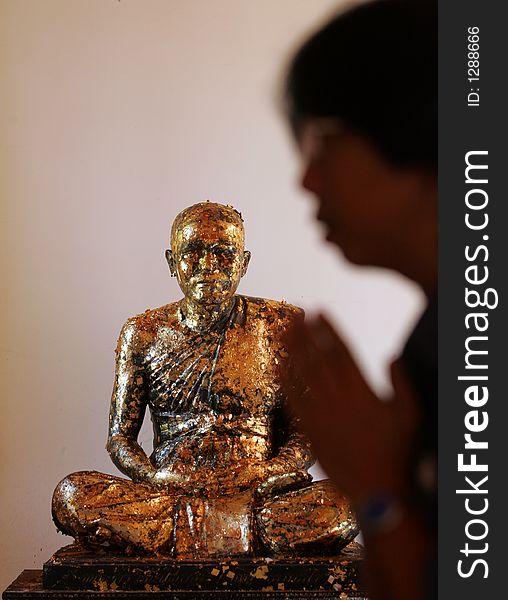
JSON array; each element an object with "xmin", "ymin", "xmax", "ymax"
[{"xmin": 199, "ymin": 252, "xmax": 218, "ymax": 272}]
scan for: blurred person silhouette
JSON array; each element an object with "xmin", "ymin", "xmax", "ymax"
[{"xmin": 281, "ymin": 1, "xmax": 437, "ymax": 599}]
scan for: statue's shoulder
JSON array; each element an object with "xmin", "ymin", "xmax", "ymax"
[
  {"xmin": 240, "ymin": 295, "xmax": 304, "ymax": 326},
  {"xmin": 118, "ymin": 303, "xmax": 180, "ymax": 344}
]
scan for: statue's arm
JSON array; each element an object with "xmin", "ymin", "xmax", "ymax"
[
  {"xmin": 106, "ymin": 318, "xmax": 156, "ymax": 483},
  {"xmin": 254, "ymin": 404, "xmax": 313, "ymax": 498},
  {"xmin": 271, "ymin": 402, "xmax": 315, "ymax": 473},
  {"xmin": 271, "ymin": 305, "xmax": 315, "ymax": 473}
]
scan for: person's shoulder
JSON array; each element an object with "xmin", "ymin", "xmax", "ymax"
[
  {"xmin": 240, "ymin": 295, "xmax": 304, "ymax": 324},
  {"xmin": 118, "ymin": 303, "xmax": 180, "ymax": 343}
]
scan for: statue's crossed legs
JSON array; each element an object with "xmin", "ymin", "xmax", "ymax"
[{"xmin": 53, "ymin": 472, "xmax": 357, "ymax": 557}]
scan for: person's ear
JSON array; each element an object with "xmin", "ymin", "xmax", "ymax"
[
  {"xmin": 241, "ymin": 250, "xmax": 251, "ymax": 277},
  {"xmin": 165, "ymin": 249, "xmax": 176, "ymax": 277}
]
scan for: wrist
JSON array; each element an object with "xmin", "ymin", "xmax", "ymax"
[
  {"xmin": 268, "ymin": 457, "xmax": 296, "ymax": 476},
  {"xmin": 355, "ymin": 492, "xmax": 406, "ymax": 536},
  {"xmin": 137, "ymin": 467, "xmax": 158, "ymax": 484}
]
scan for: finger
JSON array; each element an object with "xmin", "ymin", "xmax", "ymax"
[
  {"xmin": 308, "ymin": 314, "xmax": 376, "ymax": 399},
  {"xmin": 291, "ymin": 329, "xmax": 337, "ymax": 408},
  {"xmin": 282, "ymin": 317, "xmax": 321, "ymax": 386},
  {"xmin": 284, "ymin": 316, "xmax": 319, "ymax": 368},
  {"xmin": 279, "ymin": 318, "xmax": 306, "ymax": 389},
  {"xmin": 309, "ymin": 313, "xmax": 355, "ymax": 364},
  {"xmin": 283, "ymin": 315, "xmax": 374, "ymax": 436},
  {"xmin": 287, "ymin": 316, "xmax": 356, "ymax": 415}
]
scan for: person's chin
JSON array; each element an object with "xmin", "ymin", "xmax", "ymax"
[
  {"xmin": 338, "ymin": 243, "xmax": 376, "ymax": 267},
  {"xmin": 325, "ymin": 232, "xmax": 365, "ymax": 266},
  {"xmin": 194, "ymin": 282, "xmax": 225, "ymax": 295},
  {"xmin": 324, "ymin": 228, "xmax": 345, "ymax": 252},
  {"xmin": 201, "ymin": 291, "xmax": 235, "ymax": 306}
]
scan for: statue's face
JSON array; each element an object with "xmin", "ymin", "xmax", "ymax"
[{"xmin": 169, "ymin": 216, "xmax": 250, "ymax": 305}]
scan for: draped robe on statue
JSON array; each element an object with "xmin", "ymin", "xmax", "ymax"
[{"xmin": 52, "ymin": 296, "xmax": 357, "ymax": 557}]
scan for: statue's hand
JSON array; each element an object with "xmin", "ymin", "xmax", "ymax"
[
  {"xmin": 207, "ymin": 460, "xmax": 311, "ymax": 497},
  {"xmin": 206, "ymin": 462, "xmax": 267, "ymax": 495},
  {"xmin": 201, "ymin": 461, "xmax": 290, "ymax": 496},
  {"xmin": 256, "ymin": 468, "xmax": 311, "ymax": 499},
  {"xmin": 149, "ymin": 467, "xmax": 192, "ymax": 490}
]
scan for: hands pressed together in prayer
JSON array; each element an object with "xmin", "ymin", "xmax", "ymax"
[
  {"xmin": 282, "ymin": 313, "xmax": 420, "ymax": 508},
  {"xmin": 281, "ymin": 313, "xmax": 435, "ymax": 600}
]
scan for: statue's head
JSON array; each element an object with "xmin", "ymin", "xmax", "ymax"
[{"xmin": 166, "ymin": 202, "xmax": 251, "ymax": 305}]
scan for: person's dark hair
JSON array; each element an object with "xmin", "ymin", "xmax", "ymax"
[{"xmin": 285, "ymin": 0, "xmax": 437, "ymax": 168}]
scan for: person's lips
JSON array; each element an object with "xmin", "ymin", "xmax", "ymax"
[
  {"xmin": 196, "ymin": 282, "xmax": 221, "ymax": 288},
  {"xmin": 194, "ymin": 279, "xmax": 231, "ymax": 289},
  {"xmin": 196, "ymin": 278, "xmax": 226, "ymax": 283}
]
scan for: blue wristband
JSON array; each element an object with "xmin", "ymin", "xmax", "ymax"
[{"xmin": 357, "ymin": 493, "xmax": 404, "ymax": 535}]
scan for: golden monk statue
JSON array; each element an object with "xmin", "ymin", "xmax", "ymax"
[{"xmin": 52, "ymin": 202, "xmax": 357, "ymax": 558}]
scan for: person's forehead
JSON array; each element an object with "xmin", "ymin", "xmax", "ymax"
[{"xmin": 174, "ymin": 217, "xmax": 244, "ymax": 248}]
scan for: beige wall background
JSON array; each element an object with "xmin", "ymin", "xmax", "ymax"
[{"xmin": 0, "ymin": 0, "xmax": 423, "ymax": 589}]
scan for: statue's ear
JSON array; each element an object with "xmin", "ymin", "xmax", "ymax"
[
  {"xmin": 241, "ymin": 250, "xmax": 251, "ymax": 277},
  {"xmin": 165, "ymin": 249, "xmax": 176, "ymax": 277}
]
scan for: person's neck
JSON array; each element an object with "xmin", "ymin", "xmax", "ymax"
[
  {"xmin": 179, "ymin": 296, "xmax": 236, "ymax": 331},
  {"xmin": 391, "ymin": 213, "xmax": 437, "ymax": 300}
]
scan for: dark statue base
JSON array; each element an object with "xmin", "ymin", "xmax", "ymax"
[{"xmin": 3, "ymin": 543, "xmax": 368, "ymax": 599}]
